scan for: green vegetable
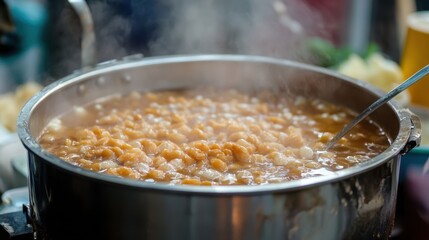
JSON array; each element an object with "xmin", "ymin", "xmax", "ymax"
[
  {"xmin": 306, "ymin": 38, "xmax": 380, "ymax": 69},
  {"xmin": 361, "ymin": 42, "xmax": 380, "ymax": 60}
]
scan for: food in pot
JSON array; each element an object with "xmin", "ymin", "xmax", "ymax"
[{"xmin": 38, "ymin": 89, "xmax": 389, "ymax": 185}]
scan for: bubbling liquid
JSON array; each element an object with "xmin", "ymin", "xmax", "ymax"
[{"xmin": 38, "ymin": 89, "xmax": 389, "ymax": 185}]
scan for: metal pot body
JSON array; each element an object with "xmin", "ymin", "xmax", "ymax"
[
  {"xmin": 28, "ymin": 154, "xmax": 399, "ymax": 240},
  {"xmin": 18, "ymin": 55, "xmax": 417, "ymax": 240}
]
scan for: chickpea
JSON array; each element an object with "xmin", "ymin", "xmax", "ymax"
[
  {"xmin": 210, "ymin": 158, "xmax": 228, "ymax": 172},
  {"xmin": 186, "ymin": 148, "xmax": 206, "ymax": 161},
  {"xmin": 231, "ymin": 144, "xmax": 250, "ymax": 163}
]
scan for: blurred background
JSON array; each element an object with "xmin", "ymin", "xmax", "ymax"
[
  {"xmin": 0, "ymin": 0, "xmax": 427, "ymax": 86},
  {"xmin": 0, "ymin": 0, "xmax": 429, "ymax": 239}
]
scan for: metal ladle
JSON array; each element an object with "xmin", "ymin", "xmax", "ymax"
[
  {"xmin": 67, "ymin": 0, "xmax": 96, "ymax": 68},
  {"xmin": 323, "ymin": 64, "xmax": 429, "ymax": 152}
]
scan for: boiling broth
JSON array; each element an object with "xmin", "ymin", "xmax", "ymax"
[{"xmin": 38, "ymin": 89, "xmax": 389, "ymax": 185}]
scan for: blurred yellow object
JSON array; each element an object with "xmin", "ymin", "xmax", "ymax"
[
  {"xmin": 401, "ymin": 11, "xmax": 429, "ymax": 108},
  {"xmin": 0, "ymin": 82, "xmax": 42, "ymax": 131},
  {"xmin": 336, "ymin": 54, "xmax": 369, "ymax": 81},
  {"xmin": 337, "ymin": 53, "xmax": 410, "ymax": 106}
]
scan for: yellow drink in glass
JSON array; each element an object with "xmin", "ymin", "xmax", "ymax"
[{"xmin": 401, "ymin": 11, "xmax": 429, "ymax": 108}]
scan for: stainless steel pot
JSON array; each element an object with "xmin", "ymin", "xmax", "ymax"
[{"xmin": 17, "ymin": 55, "xmax": 420, "ymax": 240}]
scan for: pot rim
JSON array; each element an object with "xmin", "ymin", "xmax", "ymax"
[{"xmin": 17, "ymin": 54, "xmax": 412, "ymax": 194}]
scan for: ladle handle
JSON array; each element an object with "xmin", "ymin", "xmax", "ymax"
[
  {"xmin": 68, "ymin": 0, "xmax": 96, "ymax": 69},
  {"xmin": 324, "ymin": 64, "xmax": 429, "ymax": 151}
]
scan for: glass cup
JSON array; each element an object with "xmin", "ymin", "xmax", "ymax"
[{"xmin": 401, "ymin": 11, "xmax": 429, "ymax": 108}]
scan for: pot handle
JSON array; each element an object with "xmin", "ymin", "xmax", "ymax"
[
  {"xmin": 400, "ymin": 109, "xmax": 421, "ymax": 155},
  {"xmin": 0, "ymin": 205, "xmax": 32, "ymax": 240},
  {"xmin": 68, "ymin": 0, "xmax": 97, "ymax": 69}
]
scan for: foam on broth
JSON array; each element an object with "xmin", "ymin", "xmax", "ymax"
[{"xmin": 38, "ymin": 89, "xmax": 389, "ymax": 185}]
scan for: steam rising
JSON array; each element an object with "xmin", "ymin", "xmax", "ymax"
[
  {"xmin": 48, "ymin": 0, "xmax": 334, "ymax": 78},
  {"xmin": 148, "ymin": 0, "xmax": 328, "ymax": 61},
  {"xmin": 91, "ymin": 2, "xmax": 130, "ymax": 61}
]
